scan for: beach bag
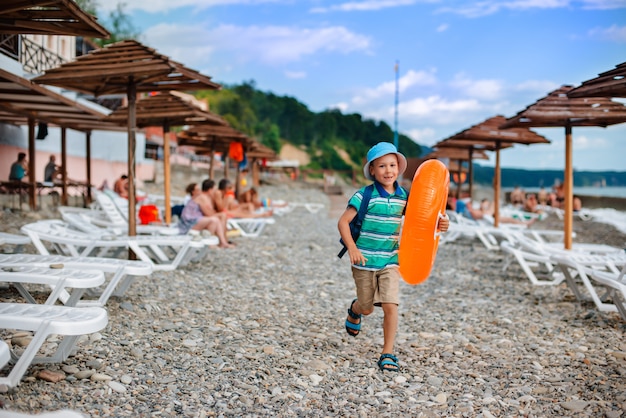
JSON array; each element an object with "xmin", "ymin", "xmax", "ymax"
[
  {"xmin": 138, "ymin": 204, "xmax": 161, "ymax": 225},
  {"xmin": 338, "ymin": 185, "xmax": 373, "ymax": 259}
]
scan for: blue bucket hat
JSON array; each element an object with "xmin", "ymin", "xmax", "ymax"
[{"xmin": 363, "ymin": 142, "xmax": 407, "ymax": 180}]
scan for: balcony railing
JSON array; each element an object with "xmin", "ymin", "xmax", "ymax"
[{"xmin": 20, "ymin": 37, "xmax": 67, "ymax": 75}]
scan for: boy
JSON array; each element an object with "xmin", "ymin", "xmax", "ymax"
[{"xmin": 338, "ymin": 142, "xmax": 449, "ymax": 372}]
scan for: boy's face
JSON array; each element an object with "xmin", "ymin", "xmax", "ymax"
[{"xmin": 369, "ymin": 153, "xmax": 399, "ymax": 187}]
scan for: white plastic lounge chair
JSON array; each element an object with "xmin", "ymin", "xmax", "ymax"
[
  {"xmin": 0, "ymin": 232, "xmax": 30, "ymax": 246},
  {"xmin": 500, "ymin": 232, "xmax": 621, "ymax": 287},
  {"xmin": 81, "ymin": 191, "xmax": 181, "ymax": 236},
  {"xmin": 550, "ymin": 252, "xmax": 626, "ymax": 317},
  {"xmin": 0, "ymin": 303, "xmax": 108, "ymax": 388},
  {"xmin": 500, "ymin": 240, "xmax": 565, "ymax": 286},
  {"xmin": 21, "ymin": 220, "xmax": 216, "ymax": 271},
  {"xmin": 227, "ymin": 217, "xmax": 275, "ymax": 238},
  {"xmin": 0, "ymin": 254, "xmax": 152, "ymax": 307},
  {"xmin": 0, "ymin": 265, "xmax": 105, "ymax": 306}
]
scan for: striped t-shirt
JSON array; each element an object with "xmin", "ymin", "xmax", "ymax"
[{"xmin": 348, "ymin": 181, "xmax": 408, "ymax": 271}]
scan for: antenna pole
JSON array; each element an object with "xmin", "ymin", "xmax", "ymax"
[{"xmin": 393, "ymin": 60, "xmax": 399, "ymax": 150}]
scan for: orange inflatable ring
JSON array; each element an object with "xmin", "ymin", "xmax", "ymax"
[{"xmin": 399, "ymin": 159, "xmax": 450, "ymax": 285}]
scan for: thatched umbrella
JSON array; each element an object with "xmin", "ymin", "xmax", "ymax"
[
  {"xmin": 32, "ymin": 40, "xmax": 220, "ymax": 236},
  {"xmin": 501, "ymin": 86, "xmax": 626, "ymax": 248},
  {"xmin": 0, "ymin": 68, "xmax": 124, "ymax": 209},
  {"xmin": 567, "ymin": 62, "xmax": 626, "ymax": 99},
  {"xmin": 177, "ymin": 124, "xmax": 277, "ymax": 196},
  {"xmin": 104, "ymin": 91, "xmax": 227, "ymax": 224},
  {"xmin": 422, "ymin": 147, "xmax": 490, "ymax": 200},
  {"xmin": 435, "ymin": 115, "xmax": 550, "ymax": 226},
  {"xmin": 0, "ymin": 0, "xmax": 110, "ymax": 38}
]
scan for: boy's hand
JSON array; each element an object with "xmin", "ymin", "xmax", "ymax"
[
  {"xmin": 348, "ymin": 247, "xmax": 367, "ymax": 266},
  {"xmin": 437, "ymin": 215, "xmax": 450, "ymax": 233}
]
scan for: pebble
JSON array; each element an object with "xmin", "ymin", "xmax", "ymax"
[{"xmin": 0, "ymin": 182, "xmax": 625, "ymax": 417}]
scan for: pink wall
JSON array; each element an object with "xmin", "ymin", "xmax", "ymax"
[{"xmin": 1, "ymin": 144, "xmax": 155, "ymax": 188}]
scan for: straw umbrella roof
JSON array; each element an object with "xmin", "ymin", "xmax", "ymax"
[
  {"xmin": 1, "ymin": 0, "xmax": 110, "ymax": 38},
  {"xmin": 32, "ymin": 39, "xmax": 222, "ymax": 237},
  {"xmin": 568, "ymin": 62, "xmax": 626, "ymax": 99},
  {"xmin": 103, "ymin": 91, "xmax": 228, "ymax": 224},
  {"xmin": 500, "ymin": 86, "xmax": 626, "ymax": 129},
  {"xmin": 501, "ymin": 85, "xmax": 626, "ymax": 248},
  {"xmin": 104, "ymin": 91, "xmax": 227, "ymax": 128},
  {"xmin": 435, "ymin": 115, "xmax": 550, "ymax": 225},
  {"xmin": 424, "ymin": 147, "xmax": 489, "ymax": 161},
  {"xmin": 32, "ymin": 40, "xmax": 220, "ymax": 96},
  {"xmin": 0, "ymin": 67, "xmax": 121, "ymax": 131}
]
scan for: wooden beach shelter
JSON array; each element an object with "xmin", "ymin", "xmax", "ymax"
[
  {"xmin": 0, "ymin": 68, "xmax": 124, "ymax": 209},
  {"xmin": 32, "ymin": 39, "xmax": 221, "ymax": 236},
  {"xmin": 104, "ymin": 91, "xmax": 228, "ymax": 224},
  {"xmin": 422, "ymin": 147, "xmax": 489, "ymax": 200},
  {"xmin": 177, "ymin": 124, "xmax": 277, "ymax": 193},
  {"xmin": 567, "ymin": 62, "xmax": 626, "ymax": 99},
  {"xmin": 1, "ymin": 0, "xmax": 110, "ymax": 38},
  {"xmin": 435, "ymin": 115, "xmax": 550, "ymax": 227},
  {"xmin": 501, "ymin": 86, "xmax": 626, "ymax": 248}
]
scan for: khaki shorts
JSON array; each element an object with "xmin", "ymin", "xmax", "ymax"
[{"xmin": 351, "ymin": 266, "xmax": 400, "ymax": 310}]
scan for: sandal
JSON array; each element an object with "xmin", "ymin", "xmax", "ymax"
[
  {"xmin": 345, "ymin": 299, "xmax": 362, "ymax": 337},
  {"xmin": 377, "ymin": 353, "xmax": 400, "ymax": 372}
]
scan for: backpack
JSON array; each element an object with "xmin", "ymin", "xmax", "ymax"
[
  {"xmin": 338, "ymin": 185, "xmax": 373, "ymax": 259},
  {"xmin": 337, "ymin": 184, "xmax": 409, "ymax": 259}
]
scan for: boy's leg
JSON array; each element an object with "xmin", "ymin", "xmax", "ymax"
[{"xmin": 381, "ymin": 303, "xmax": 398, "ymax": 354}]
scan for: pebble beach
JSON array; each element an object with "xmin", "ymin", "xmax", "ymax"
[{"xmin": 1, "ymin": 180, "xmax": 626, "ymax": 417}]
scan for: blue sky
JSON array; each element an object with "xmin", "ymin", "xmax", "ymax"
[{"xmin": 97, "ymin": 0, "xmax": 626, "ymax": 171}]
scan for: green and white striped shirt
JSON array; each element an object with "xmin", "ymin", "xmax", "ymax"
[{"xmin": 348, "ymin": 181, "xmax": 408, "ymax": 271}]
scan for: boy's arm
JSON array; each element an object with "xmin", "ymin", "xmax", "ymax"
[{"xmin": 338, "ymin": 207, "xmax": 367, "ymax": 266}]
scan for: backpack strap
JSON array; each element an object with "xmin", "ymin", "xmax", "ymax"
[
  {"xmin": 356, "ymin": 184, "xmax": 373, "ymax": 225},
  {"xmin": 337, "ymin": 184, "xmax": 374, "ymax": 259}
]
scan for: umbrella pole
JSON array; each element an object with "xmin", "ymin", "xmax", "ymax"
[
  {"xmin": 61, "ymin": 128, "xmax": 68, "ymax": 206},
  {"xmin": 163, "ymin": 121, "xmax": 172, "ymax": 225},
  {"xmin": 86, "ymin": 131, "xmax": 92, "ymax": 205},
  {"xmin": 127, "ymin": 81, "xmax": 137, "ymax": 260},
  {"xmin": 468, "ymin": 148, "xmax": 474, "ymax": 199},
  {"xmin": 494, "ymin": 143, "xmax": 501, "ymax": 228},
  {"xmin": 564, "ymin": 125, "xmax": 573, "ymax": 250},
  {"xmin": 27, "ymin": 118, "xmax": 37, "ymax": 211}
]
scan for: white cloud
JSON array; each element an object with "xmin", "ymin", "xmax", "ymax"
[
  {"xmin": 285, "ymin": 70, "xmax": 307, "ymax": 79},
  {"xmin": 328, "ymin": 102, "xmax": 349, "ymax": 112},
  {"xmin": 514, "ymin": 80, "xmax": 561, "ymax": 94},
  {"xmin": 588, "ymin": 24, "xmax": 626, "ymax": 42},
  {"xmin": 351, "ymin": 69, "xmax": 437, "ymax": 104},
  {"xmin": 98, "ymin": 0, "xmax": 286, "ymax": 13},
  {"xmin": 437, "ymin": 0, "xmax": 625, "ymax": 18},
  {"xmin": 405, "ymin": 127, "xmax": 437, "ymax": 143},
  {"xmin": 450, "ymin": 74, "xmax": 504, "ymax": 100},
  {"xmin": 311, "ymin": 0, "xmax": 417, "ymax": 13},
  {"xmin": 143, "ymin": 23, "xmax": 371, "ymax": 66},
  {"xmin": 436, "ymin": 23, "xmax": 449, "ymax": 32}
]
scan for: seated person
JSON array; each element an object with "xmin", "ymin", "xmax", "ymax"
[
  {"xmin": 177, "ymin": 182, "xmax": 234, "ymax": 249},
  {"xmin": 44, "ymin": 155, "xmax": 62, "ymax": 183},
  {"xmin": 238, "ymin": 187, "xmax": 289, "ymax": 210},
  {"xmin": 509, "ymin": 186, "xmax": 525, "ymax": 206},
  {"xmin": 523, "ymin": 193, "xmax": 542, "ymax": 214},
  {"xmin": 113, "ymin": 175, "xmax": 129, "ymax": 199},
  {"xmin": 464, "ymin": 199, "xmax": 535, "ymax": 226},
  {"xmin": 214, "ymin": 178, "xmax": 272, "ymax": 218},
  {"xmin": 537, "ymin": 187, "xmax": 549, "ymax": 206},
  {"xmin": 9, "ymin": 152, "xmax": 28, "ymax": 181}
]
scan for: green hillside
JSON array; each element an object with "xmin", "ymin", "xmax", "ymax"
[{"xmin": 195, "ymin": 82, "xmax": 626, "ymax": 187}]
